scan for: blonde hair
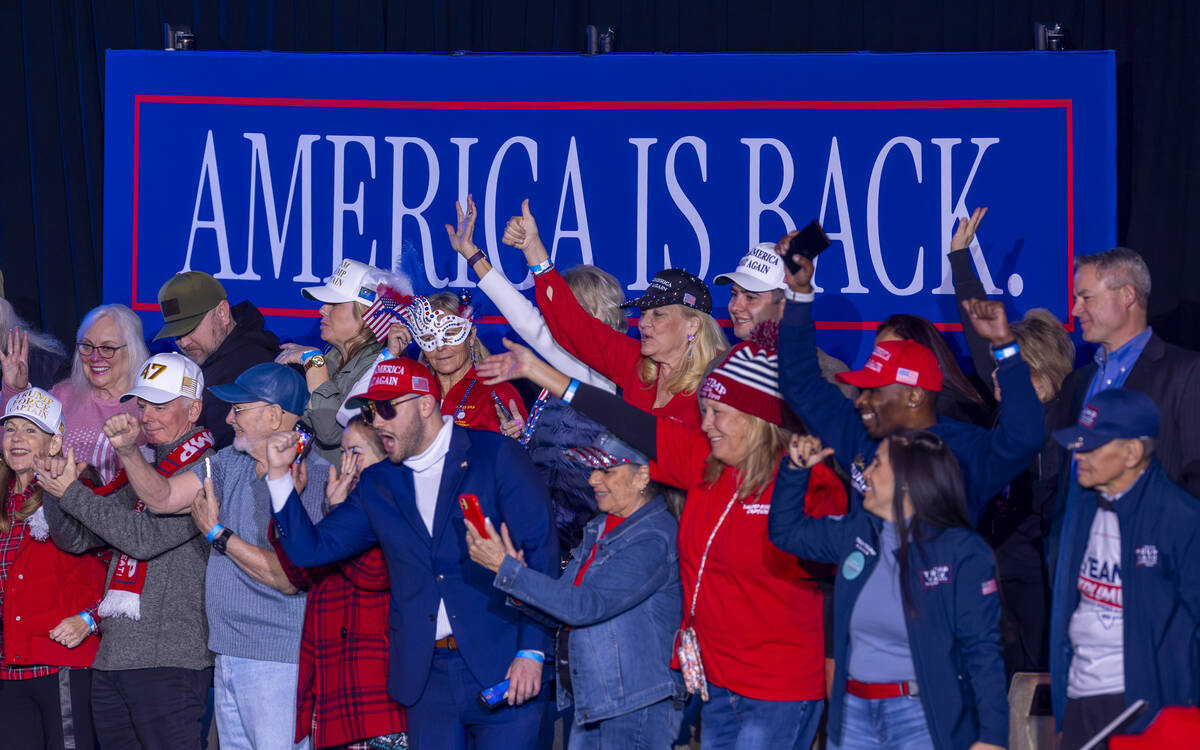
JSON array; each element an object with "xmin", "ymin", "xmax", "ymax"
[
  {"xmin": 702, "ymin": 412, "xmax": 789, "ymax": 501},
  {"xmin": 0, "ymin": 427, "xmax": 66, "ymax": 534},
  {"xmin": 335, "ymin": 301, "xmax": 377, "ymax": 366},
  {"xmin": 636, "ymin": 307, "xmax": 728, "ymax": 398},
  {"xmin": 1011, "ymin": 308, "xmax": 1074, "ymax": 401},
  {"xmin": 563, "ymin": 265, "xmax": 627, "ymax": 333},
  {"xmin": 421, "ymin": 292, "xmax": 490, "ymax": 363}
]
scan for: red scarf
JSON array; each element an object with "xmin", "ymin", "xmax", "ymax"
[{"xmin": 97, "ymin": 429, "xmax": 214, "ymax": 620}]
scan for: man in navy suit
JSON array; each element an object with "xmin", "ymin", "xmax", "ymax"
[{"xmin": 265, "ymin": 358, "xmax": 559, "ymax": 749}]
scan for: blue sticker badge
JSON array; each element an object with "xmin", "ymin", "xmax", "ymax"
[{"xmin": 842, "ymin": 551, "xmax": 866, "ymax": 580}]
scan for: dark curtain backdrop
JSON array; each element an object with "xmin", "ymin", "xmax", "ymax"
[{"xmin": 2, "ymin": 0, "xmax": 1197, "ymax": 350}]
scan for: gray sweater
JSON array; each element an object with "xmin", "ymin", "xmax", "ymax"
[
  {"xmin": 306, "ymin": 342, "xmax": 383, "ymax": 463},
  {"xmin": 42, "ymin": 429, "xmax": 215, "ymax": 672}
]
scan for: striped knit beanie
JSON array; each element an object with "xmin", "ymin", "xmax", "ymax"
[{"xmin": 698, "ymin": 321, "xmax": 782, "ymax": 425}]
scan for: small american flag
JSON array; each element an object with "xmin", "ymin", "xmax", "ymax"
[
  {"xmin": 981, "ymin": 578, "xmax": 998, "ymax": 596},
  {"xmin": 363, "ymin": 285, "xmax": 413, "ymax": 342}
]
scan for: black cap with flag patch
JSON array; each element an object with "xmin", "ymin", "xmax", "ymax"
[{"xmin": 620, "ymin": 268, "xmax": 712, "ymax": 314}]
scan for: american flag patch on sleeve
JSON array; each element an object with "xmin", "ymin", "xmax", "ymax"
[{"xmin": 981, "ymin": 578, "xmax": 998, "ymax": 596}]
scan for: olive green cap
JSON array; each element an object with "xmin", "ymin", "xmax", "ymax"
[{"xmin": 153, "ymin": 271, "xmax": 228, "ymax": 341}]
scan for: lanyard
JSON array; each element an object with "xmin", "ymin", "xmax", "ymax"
[
  {"xmin": 686, "ymin": 492, "xmax": 740, "ymax": 626},
  {"xmin": 453, "ymin": 379, "xmax": 477, "ymax": 421}
]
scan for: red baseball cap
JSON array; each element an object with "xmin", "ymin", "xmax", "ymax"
[
  {"xmin": 345, "ymin": 358, "xmax": 440, "ymax": 409},
  {"xmin": 836, "ymin": 339, "xmax": 944, "ymax": 392}
]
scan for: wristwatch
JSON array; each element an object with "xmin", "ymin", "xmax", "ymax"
[
  {"xmin": 211, "ymin": 527, "xmax": 234, "ymax": 555},
  {"xmin": 303, "ymin": 354, "xmax": 327, "ymax": 372}
]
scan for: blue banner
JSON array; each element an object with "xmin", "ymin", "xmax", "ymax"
[{"xmin": 103, "ymin": 51, "xmax": 1115, "ymax": 367}]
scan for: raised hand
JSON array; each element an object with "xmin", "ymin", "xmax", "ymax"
[
  {"xmin": 35, "ymin": 447, "xmax": 86, "ymax": 497},
  {"xmin": 497, "ymin": 398, "xmax": 524, "ymax": 439},
  {"xmin": 191, "ymin": 476, "xmax": 220, "ymax": 536},
  {"xmin": 386, "ymin": 323, "xmax": 412, "ymax": 355},
  {"xmin": 788, "ymin": 434, "xmax": 835, "ymax": 470},
  {"xmin": 444, "ymin": 195, "xmax": 479, "ymax": 258},
  {"xmin": 477, "ymin": 338, "xmax": 538, "ymax": 385},
  {"xmin": 961, "ymin": 298, "xmax": 1014, "ymax": 347},
  {"xmin": 774, "ymin": 232, "xmax": 815, "ymax": 294},
  {"xmin": 326, "ymin": 449, "xmax": 359, "ymax": 506},
  {"xmin": 1, "ymin": 328, "xmax": 30, "ymax": 391},
  {"xmin": 501, "ymin": 199, "xmax": 544, "ymax": 260},
  {"xmin": 265, "ymin": 431, "xmax": 300, "ymax": 480},
  {"xmin": 951, "ymin": 206, "xmax": 988, "ymax": 252},
  {"xmin": 103, "ymin": 413, "xmax": 142, "ymax": 456}
]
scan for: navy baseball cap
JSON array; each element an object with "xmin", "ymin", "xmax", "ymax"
[
  {"xmin": 209, "ymin": 362, "xmax": 309, "ymax": 416},
  {"xmin": 564, "ymin": 433, "xmax": 648, "ymax": 469},
  {"xmin": 1052, "ymin": 388, "xmax": 1160, "ymax": 453}
]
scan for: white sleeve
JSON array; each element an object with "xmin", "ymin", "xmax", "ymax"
[
  {"xmin": 335, "ymin": 352, "xmax": 385, "ymax": 427},
  {"xmin": 477, "ymin": 270, "xmax": 617, "ymax": 393},
  {"xmin": 266, "ymin": 473, "xmax": 297, "ymax": 513}
]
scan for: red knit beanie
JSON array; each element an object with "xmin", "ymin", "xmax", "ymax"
[{"xmin": 698, "ymin": 321, "xmax": 783, "ymax": 425}]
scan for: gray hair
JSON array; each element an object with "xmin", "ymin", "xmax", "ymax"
[
  {"xmin": 0, "ymin": 297, "xmax": 66, "ymax": 358},
  {"xmin": 69, "ymin": 304, "xmax": 150, "ymax": 397},
  {"xmin": 1075, "ymin": 248, "xmax": 1152, "ymax": 308},
  {"xmin": 563, "ymin": 265, "xmax": 627, "ymax": 333}
]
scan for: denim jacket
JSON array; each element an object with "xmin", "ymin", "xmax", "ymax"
[{"xmin": 495, "ymin": 497, "xmax": 683, "ymax": 724}]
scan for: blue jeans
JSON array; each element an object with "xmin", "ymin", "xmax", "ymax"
[
  {"xmin": 406, "ymin": 648, "xmax": 546, "ymax": 750},
  {"xmin": 829, "ymin": 693, "xmax": 935, "ymax": 750},
  {"xmin": 213, "ymin": 655, "xmax": 309, "ymax": 750},
  {"xmin": 567, "ymin": 697, "xmax": 683, "ymax": 750},
  {"xmin": 701, "ymin": 683, "xmax": 823, "ymax": 750}
]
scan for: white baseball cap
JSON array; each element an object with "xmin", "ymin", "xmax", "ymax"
[
  {"xmin": 121, "ymin": 353, "xmax": 205, "ymax": 404},
  {"xmin": 713, "ymin": 242, "xmax": 788, "ymax": 292},
  {"xmin": 301, "ymin": 259, "xmax": 380, "ymax": 306},
  {"xmin": 2, "ymin": 387, "xmax": 65, "ymax": 435}
]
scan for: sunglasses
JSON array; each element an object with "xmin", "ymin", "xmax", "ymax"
[{"xmin": 360, "ymin": 395, "xmax": 420, "ymax": 424}]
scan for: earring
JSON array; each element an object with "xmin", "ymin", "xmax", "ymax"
[
  {"xmin": 471, "ymin": 348, "xmax": 478, "ymax": 367},
  {"xmin": 686, "ymin": 332, "xmax": 695, "ymax": 359}
]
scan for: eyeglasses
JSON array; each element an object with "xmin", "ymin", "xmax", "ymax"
[
  {"xmin": 360, "ymin": 395, "xmax": 419, "ymax": 424},
  {"xmin": 76, "ymin": 342, "xmax": 127, "ymax": 359},
  {"xmin": 230, "ymin": 403, "xmax": 272, "ymax": 419}
]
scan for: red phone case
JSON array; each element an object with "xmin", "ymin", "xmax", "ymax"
[{"xmin": 459, "ymin": 494, "xmax": 490, "ymax": 538}]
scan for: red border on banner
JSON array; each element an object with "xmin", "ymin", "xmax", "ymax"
[{"xmin": 130, "ymin": 95, "xmax": 1073, "ymax": 332}]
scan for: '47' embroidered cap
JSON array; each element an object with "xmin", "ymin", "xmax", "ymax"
[{"xmin": 121, "ymin": 353, "xmax": 205, "ymax": 405}]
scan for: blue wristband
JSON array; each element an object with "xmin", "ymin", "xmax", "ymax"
[
  {"xmin": 300, "ymin": 349, "xmax": 321, "ymax": 365},
  {"xmin": 78, "ymin": 611, "xmax": 97, "ymax": 633},
  {"xmin": 529, "ymin": 259, "xmax": 553, "ymax": 276},
  {"xmin": 206, "ymin": 524, "xmax": 226, "ymax": 543},
  {"xmin": 562, "ymin": 379, "xmax": 580, "ymax": 404},
  {"xmin": 515, "ymin": 650, "xmax": 545, "ymax": 663},
  {"xmin": 992, "ymin": 341, "xmax": 1021, "ymax": 363}
]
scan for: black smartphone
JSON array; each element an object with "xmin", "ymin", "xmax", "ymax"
[
  {"xmin": 784, "ymin": 220, "xmax": 831, "ymax": 273},
  {"xmin": 491, "ymin": 391, "xmax": 514, "ymax": 422}
]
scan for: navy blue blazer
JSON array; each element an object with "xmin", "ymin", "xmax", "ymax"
[{"xmin": 272, "ymin": 425, "xmax": 560, "ymax": 706}]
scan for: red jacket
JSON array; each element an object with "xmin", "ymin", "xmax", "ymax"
[
  {"xmin": 536, "ymin": 268, "xmax": 702, "ymax": 426},
  {"xmin": 3, "ymin": 520, "xmax": 106, "ymax": 669},
  {"xmin": 654, "ymin": 418, "xmax": 846, "ymax": 701},
  {"xmin": 270, "ymin": 523, "xmax": 405, "ymax": 747}
]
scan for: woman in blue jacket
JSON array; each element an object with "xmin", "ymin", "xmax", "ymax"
[
  {"xmin": 465, "ymin": 432, "xmax": 684, "ymax": 750},
  {"xmin": 769, "ymin": 428, "xmax": 1007, "ymax": 750}
]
